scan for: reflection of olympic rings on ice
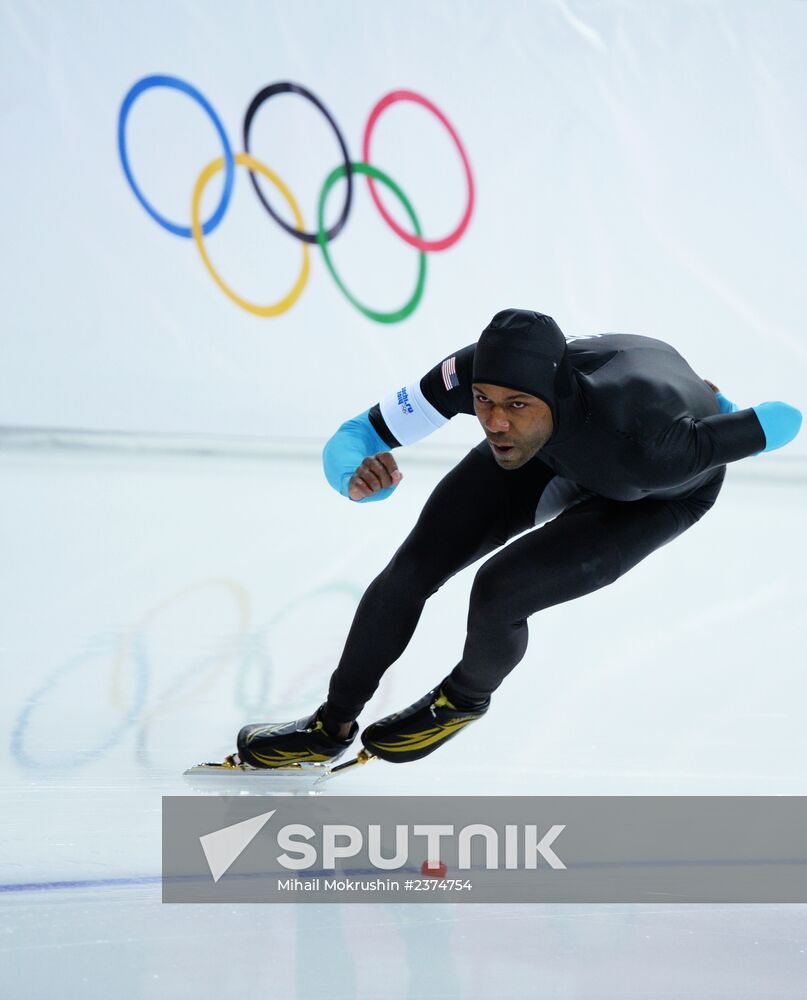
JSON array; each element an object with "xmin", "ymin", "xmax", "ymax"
[
  {"xmin": 118, "ymin": 75, "xmax": 474, "ymax": 322},
  {"xmin": 9, "ymin": 576, "xmax": 368, "ymax": 769},
  {"xmin": 10, "ymin": 634, "xmax": 149, "ymax": 770},
  {"xmin": 11, "ymin": 579, "xmax": 251, "ymax": 771}
]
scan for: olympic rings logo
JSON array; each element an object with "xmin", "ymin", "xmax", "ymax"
[{"xmin": 117, "ymin": 76, "xmax": 475, "ymax": 323}]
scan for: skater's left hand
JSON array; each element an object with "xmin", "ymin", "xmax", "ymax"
[
  {"xmin": 702, "ymin": 378, "xmax": 802, "ymax": 451},
  {"xmin": 703, "ymin": 378, "xmax": 739, "ymax": 414}
]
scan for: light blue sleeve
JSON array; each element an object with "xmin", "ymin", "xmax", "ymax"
[
  {"xmin": 715, "ymin": 392, "xmax": 802, "ymax": 454},
  {"xmin": 322, "ymin": 409, "xmax": 399, "ymax": 503},
  {"xmin": 751, "ymin": 401, "xmax": 803, "ymax": 453}
]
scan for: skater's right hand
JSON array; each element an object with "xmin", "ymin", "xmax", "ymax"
[
  {"xmin": 322, "ymin": 409, "xmax": 402, "ymax": 503},
  {"xmin": 348, "ymin": 452, "xmax": 402, "ymax": 500}
]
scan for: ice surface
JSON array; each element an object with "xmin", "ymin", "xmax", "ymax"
[{"xmin": 1, "ymin": 442, "xmax": 806, "ymax": 999}]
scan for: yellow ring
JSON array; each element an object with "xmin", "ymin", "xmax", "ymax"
[
  {"xmin": 191, "ymin": 152, "xmax": 310, "ymax": 317},
  {"xmin": 108, "ymin": 578, "xmax": 251, "ymax": 713}
]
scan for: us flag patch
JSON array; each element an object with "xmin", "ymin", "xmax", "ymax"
[{"xmin": 441, "ymin": 356, "xmax": 459, "ymax": 391}]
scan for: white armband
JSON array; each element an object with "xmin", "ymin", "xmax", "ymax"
[{"xmin": 378, "ymin": 382, "xmax": 449, "ymax": 446}]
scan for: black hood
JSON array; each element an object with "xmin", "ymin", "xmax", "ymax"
[{"xmin": 472, "ymin": 309, "xmax": 585, "ymax": 445}]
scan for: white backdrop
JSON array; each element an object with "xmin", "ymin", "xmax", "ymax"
[{"xmin": 1, "ymin": 0, "xmax": 805, "ymax": 449}]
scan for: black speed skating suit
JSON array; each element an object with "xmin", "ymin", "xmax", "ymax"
[{"xmin": 326, "ymin": 327, "xmax": 766, "ymax": 719}]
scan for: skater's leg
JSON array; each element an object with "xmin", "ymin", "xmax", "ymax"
[
  {"xmin": 325, "ymin": 443, "xmax": 555, "ymax": 722},
  {"xmin": 444, "ymin": 469, "xmax": 726, "ymax": 703}
]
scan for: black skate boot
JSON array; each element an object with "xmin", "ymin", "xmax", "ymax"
[
  {"xmin": 361, "ymin": 683, "xmax": 489, "ymax": 763},
  {"xmin": 236, "ymin": 705, "xmax": 358, "ymax": 769}
]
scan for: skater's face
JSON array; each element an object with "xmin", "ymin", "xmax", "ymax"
[{"xmin": 473, "ymin": 383, "xmax": 554, "ymax": 468}]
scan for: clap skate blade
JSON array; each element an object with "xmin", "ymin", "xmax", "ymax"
[{"xmin": 183, "ymin": 749, "xmax": 376, "ymax": 794}]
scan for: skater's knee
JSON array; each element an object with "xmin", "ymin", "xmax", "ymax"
[
  {"xmin": 385, "ymin": 542, "xmax": 451, "ymax": 598},
  {"xmin": 468, "ymin": 561, "xmax": 519, "ymax": 623}
]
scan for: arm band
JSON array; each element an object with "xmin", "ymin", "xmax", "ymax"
[{"xmin": 377, "ymin": 381, "xmax": 449, "ymax": 446}]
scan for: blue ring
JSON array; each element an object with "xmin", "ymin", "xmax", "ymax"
[
  {"xmin": 117, "ymin": 74, "xmax": 235, "ymax": 238},
  {"xmin": 10, "ymin": 633, "xmax": 149, "ymax": 771}
]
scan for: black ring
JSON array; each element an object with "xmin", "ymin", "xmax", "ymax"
[{"xmin": 243, "ymin": 81, "xmax": 353, "ymax": 245}]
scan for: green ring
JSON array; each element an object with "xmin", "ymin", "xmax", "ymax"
[{"xmin": 317, "ymin": 162, "xmax": 427, "ymax": 324}]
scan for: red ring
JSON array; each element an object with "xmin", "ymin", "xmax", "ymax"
[{"xmin": 362, "ymin": 89, "xmax": 475, "ymax": 252}]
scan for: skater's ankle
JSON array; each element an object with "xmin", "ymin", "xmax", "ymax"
[
  {"xmin": 440, "ymin": 679, "xmax": 490, "ymax": 711},
  {"xmin": 330, "ymin": 720, "xmax": 353, "ymax": 740},
  {"xmin": 321, "ymin": 703, "xmax": 355, "ymax": 741}
]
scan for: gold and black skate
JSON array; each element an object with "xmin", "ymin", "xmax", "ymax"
[
  {"xmin": 361, "ymin": 684, "xmax": 489, "ymax": 763},
  {"xmin": 236, "ymin": 705, "xmax": 358, "ymax": 769}
]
